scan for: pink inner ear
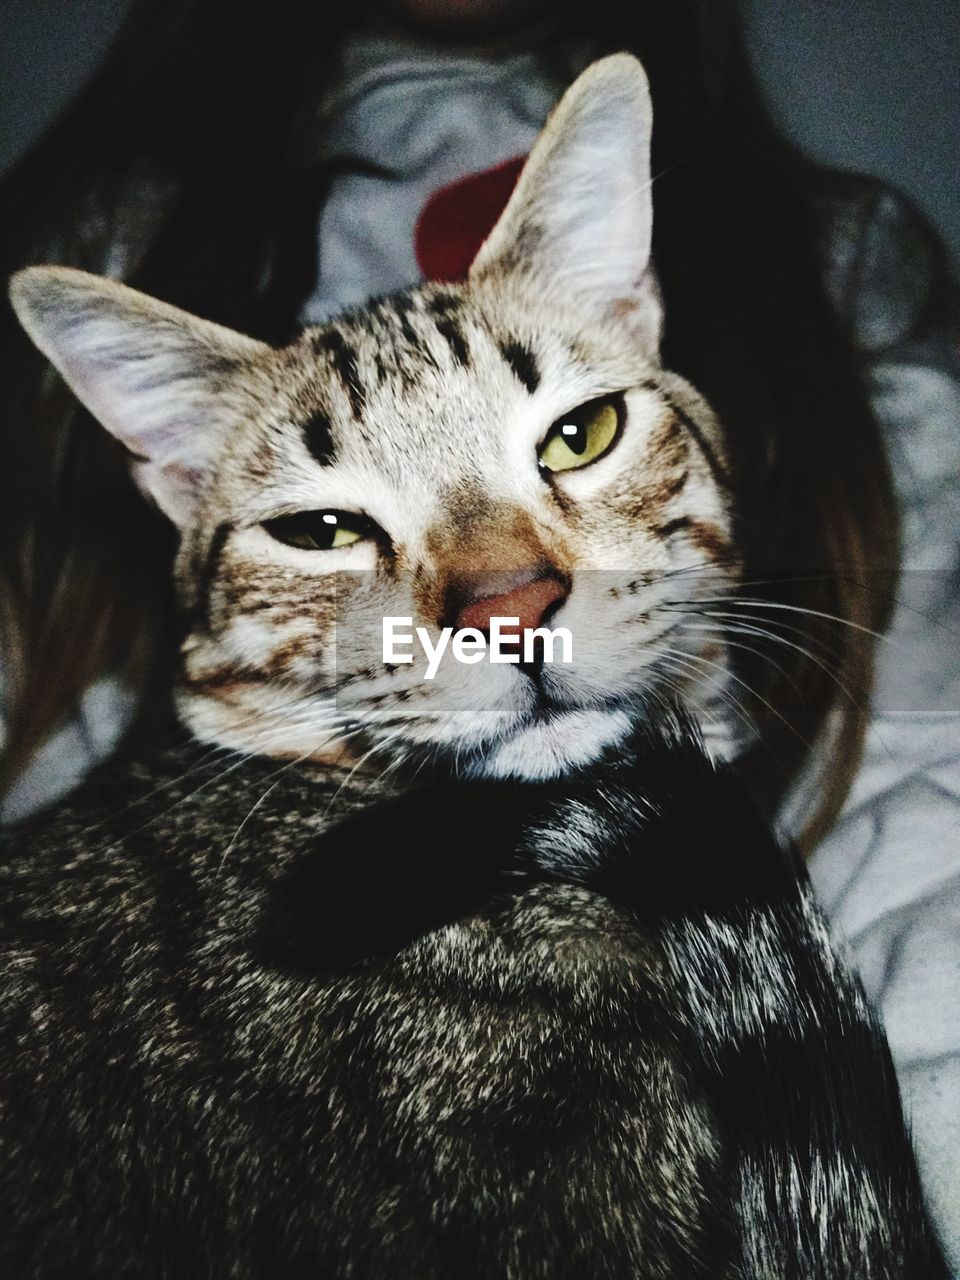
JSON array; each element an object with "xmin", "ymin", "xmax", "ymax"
[{"xmin": 414, "ymin": 155, "xmax": 527, "ymax": 283}]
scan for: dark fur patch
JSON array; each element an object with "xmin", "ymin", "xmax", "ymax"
[
  {"xmin": 435, "ymin": 316, "xmax": 470, "ymax": 368},
  {"xmin": 302, "ymin": 411, "xmax": 335, "ymax": 465},
  {"xmin": 653, "ymin": 515, "xmax": 729, "ymax": 561},
  {"xmin": 685, "ymin": 519, "xmax": 731, "ymax": 562},
  {"xmin": 646, "ymin": 413, "xmax": 689, "ymax": 474},
  {"xmin": 661, "ymin": 469, "xmax": 690, "ymax": 500},
  {"xmin": 426, "ymin": 293, "xmax": 462, "ymax": 317},
  {"xmin": 313, "ymin": 330, "xmax": 364, "ymax": 418},
  {"xmin": 368, "ymin": 292, "xmax": 441, "ymax": 384},
  {"xmin": 666, "ymin": 399, "xmax": 729, "ymax": 491},
  {"xmin": 499, "ymin": 339, "xmax": 540, "ymax": 394},
  {"xmin": 196, "ymin": 521, "xmax": 233, "ymax": 631},
  {"xmin": 182, "ymin": 663, "xmax": 269, "ymax": 694},
  {"xmin": 641, "ymin": 468, "xmax": 691, "ymax": 514},
  {"xmin": 655, "ymin": 517, "xmax": 693, "ymax": 539},
  {"xmin": 390, "ymin": 293, "xmax": 421, "ymax": 350}
]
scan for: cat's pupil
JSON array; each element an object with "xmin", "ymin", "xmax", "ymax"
[{"xmin": 560, "ymin": 421, "xmax": 587, "ymax": 454}]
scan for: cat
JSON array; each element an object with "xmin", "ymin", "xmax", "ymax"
[{"xmin": 1, "ymin": 53, "xmax": 948, "ymax": 1279}]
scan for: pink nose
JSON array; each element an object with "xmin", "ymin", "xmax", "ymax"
[{"xmin": 454, "ymin": 572, "xmax": 568, "ymax": 637}]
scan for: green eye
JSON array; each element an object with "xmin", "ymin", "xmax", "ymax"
[
  {"xmin": 263, "ymin": 510, "xmax": 370, "ymax": 551},
  {"xmin": 538, "ymin": 396, "xmax": 623, "ymax": 474}
]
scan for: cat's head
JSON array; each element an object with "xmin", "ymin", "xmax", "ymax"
[{"xmin": 9, "ymin": 54, "xmax": 738, "ymax": 780}]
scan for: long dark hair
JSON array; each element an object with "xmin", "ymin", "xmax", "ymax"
[{"xmin": 0, "ymin": 0, "xmax": 900, "ymax": 844}]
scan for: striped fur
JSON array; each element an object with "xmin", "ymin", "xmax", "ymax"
[{"xmin": 0, "ymin": 713, "xmax": 947, "ymax": 1276}]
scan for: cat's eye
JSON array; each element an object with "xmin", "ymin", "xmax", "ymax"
[
  {"xmin": 538, "ymin": 396, "xmax": 623, "ymax": 474},
  {"xmin": 263, "ymin": 510, "xmax": 371, "ymax": 551}
]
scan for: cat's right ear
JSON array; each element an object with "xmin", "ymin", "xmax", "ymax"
[
  {"xmin": 469, "ymin": 54, "xmax": 662, "ymax": 355},
  {"xmin": 8, "ymin": 267, "xmax": 271, "ymax": 527}
]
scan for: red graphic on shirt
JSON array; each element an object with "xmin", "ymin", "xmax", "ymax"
[{"xmin": 415, "ymin": 155, "xmax": 527, "ymax": 283}]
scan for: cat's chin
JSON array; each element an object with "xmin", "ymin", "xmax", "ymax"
[{"xmin": 468, "ymin": 706, "xmax": 634, "ymax": 781}]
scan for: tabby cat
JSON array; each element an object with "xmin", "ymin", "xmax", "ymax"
[{"xmin": 1, "ymin": 55, "xmax": 948, "ymax": 1278}]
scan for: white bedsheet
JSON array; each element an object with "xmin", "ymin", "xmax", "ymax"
[{"xmin": 810, "ymin": 355, "xmax": 960, "ymax": 1265}]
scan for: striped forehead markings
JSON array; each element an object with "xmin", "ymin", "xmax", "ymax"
[
  {"xmin": 312, "ymin": 329, "xmax": 365, "ymax": 418},
  {"xmin": 309, "ymin": 290, "xmax": 504, "ymax": 409},
  {"xmin": 302, "ymin": 410, "xmax": 335, "ymax": 465},
  {"xmin": 498, "ymin": 338, "xmax": 540, "ymax": 394},
  {"xmin": 388, "ymin": 291, "xmax": 472, "ymax": 371},
  {"xmin": 389, "ymin": 292, "xmax": 423, "ymax": 352},
  {"xmin": 426, "ymin": 292, "xmax": 471, "ymax": 368}
]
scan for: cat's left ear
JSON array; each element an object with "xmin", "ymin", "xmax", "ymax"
[
  {"xmin": 469, "ymin": 53, "xmax": 661, "ymax": 354},
  {"xmin": 8, "ymin": 267, "xmax": 271, "ymax": 527}
]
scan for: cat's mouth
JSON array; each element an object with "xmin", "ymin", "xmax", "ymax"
[
  {"xmin": 449, "ymin": 663, "xmax": 643, "ymax": 780},
  {"xmin": 295, "ymin": 572, "xmax": 736, "ymax": 781},
  {"xmin": 346, "ymin": 660, "xmax": 640, "ymax": 783}
]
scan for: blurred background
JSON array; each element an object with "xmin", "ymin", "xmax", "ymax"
[{"xmin": 1, "ymin": 0, "xmax": 958, "ymax": 266}]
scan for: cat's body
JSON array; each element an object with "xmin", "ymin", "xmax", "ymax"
[
  {"xmin": 2, "ymin": 54, "xmax": 948, "ymax": 1278},
  {"xmin": 1, "ymin": 723, "xmax": 712, "ymax": 1280},
  {"xmin": 1, "ymin": 714, "xmax": 947, "ymax": 1278}
]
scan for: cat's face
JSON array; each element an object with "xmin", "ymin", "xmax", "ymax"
[
  {"xmin": 9, "ymin": 55, "xmax": 738, "ymax": 779},
  {"xmin": 177, "ymin": 280, "xmax": 734, "ymax": 778}
]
